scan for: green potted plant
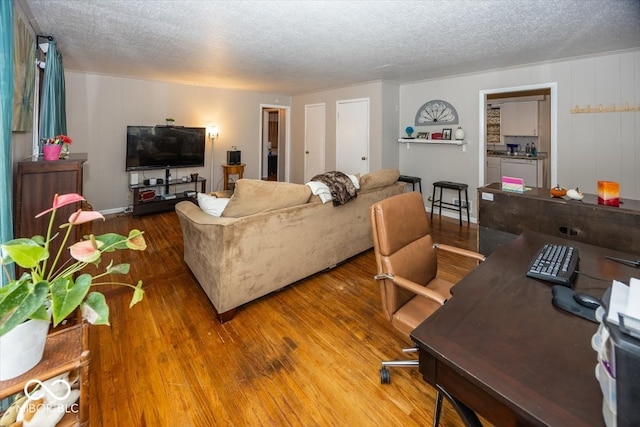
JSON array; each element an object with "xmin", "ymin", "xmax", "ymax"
[
  {"xmin": 165, "ymin": 118, "xmax": 175, "ymax": 126},
  {"xmin": 0, "ymin": 193, "xmax": 147, "ymax": 380}
]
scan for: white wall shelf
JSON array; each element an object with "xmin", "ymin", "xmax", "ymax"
[{"xmin": 398, "ymin": 138, "xmax": 467, "ymax": 146}]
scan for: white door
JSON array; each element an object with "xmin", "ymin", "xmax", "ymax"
[
  {"xmin": 304, "ymin": 103, "xmax": 326, "ymax": 182},
  {"xmin": 336, "ymin": 98, "xmax": 369, "ymax": 175}
]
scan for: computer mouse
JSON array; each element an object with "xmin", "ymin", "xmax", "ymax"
[{"xmin": 573, "ymin": 292, "xmax": 602, "ymax": 310}]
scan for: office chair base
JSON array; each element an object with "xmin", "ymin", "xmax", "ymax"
[
  {"xmin": 380, "ymin": 360, "xmax": 419, "ymax": 384},
  {"xmin": 380, "ymin": 367, "xmax": 390, "ymax": 384}
]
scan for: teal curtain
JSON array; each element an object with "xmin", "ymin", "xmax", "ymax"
[
  {"xmin": 38, "ymin": 39, "xmax": 66, "ymax": 139},
  {"xmin": 0, "ymin": 0, "xmax": 14, "ymax": 286}
]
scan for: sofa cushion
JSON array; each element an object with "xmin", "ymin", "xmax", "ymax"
[
  {"xmin": 222, "ymin": 179, "xmax": 312, "ymax": 218},
  {"xmin": 197, "ymin": 193, "xmax": 230, "ymax": 217},
  {"xmin": 359, "ymin": 169, "xmax": 400, "ymax": 191},
  {"xmin": 212, "ymin": 190, "xmax": 234, "ymax": 198}
]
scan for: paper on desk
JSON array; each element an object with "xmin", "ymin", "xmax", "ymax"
[
  {"xmin": 606, "ymin": 278, "xmax": 640, "ymax": 328},
  {"xmin": 623, "ymin": 277, "xmax": 640, "ymax": 334}
]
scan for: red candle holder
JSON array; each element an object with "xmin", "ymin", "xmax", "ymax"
[{"xmin": 598, "ymin": 180, "xmax": 620, "ymax": 207}]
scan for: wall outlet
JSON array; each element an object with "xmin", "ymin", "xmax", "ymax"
[{"xmin": 453, "ymin": 198, "xmax": 472, "ymax": 210}]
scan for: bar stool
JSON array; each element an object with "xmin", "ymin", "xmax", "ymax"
[
  {"xmin": 398, "ymin": 175, "xmax": 422, "ymax": 193},
  {"xmin": 431, "ymin": 181, "xmax": 469, "ymax": 226}
]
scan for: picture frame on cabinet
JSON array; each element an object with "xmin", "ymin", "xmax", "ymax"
[
  {"xmin": 442, "ymin": 128, "xmax": 452, "ymax": 140},
  {"xmin": 416, "ymin": 132, "xmax": 430, "ymax": 139}
]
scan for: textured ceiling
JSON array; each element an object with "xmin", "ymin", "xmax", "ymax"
[{"xmin": 20, "ymin": 0, "xmax": 640, "ymax": 95}]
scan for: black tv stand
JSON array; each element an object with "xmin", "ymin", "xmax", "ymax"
[{"xmin": 130, "ymin": 171, "xmax": 206, "ymax": 217}]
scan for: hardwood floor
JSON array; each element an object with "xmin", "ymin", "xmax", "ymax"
[{"xmin": 88, "ymin": 209, "xmax": 479, "ymax": 426}]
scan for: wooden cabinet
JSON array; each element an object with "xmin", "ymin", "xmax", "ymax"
[
  {"xmin": 14, "ymin": 154, "xmax": 87, "ymax": 268},
  {"xmin": 477, "ymin": 183, "xmax": 640, "ymax": 256},
  {"xmin": 0, "ymin": 324, "xmax": 89, "ymax": 426},
  {"xmin": 501, "ymin": 101, "xmax": 538, "ymax": 136}
]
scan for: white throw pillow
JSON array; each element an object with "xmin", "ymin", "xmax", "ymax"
[
  {"xmin": 197, "ymin": 193, "xmax": 230, "ymax": 217},
  {"xmin": 305, "ymin": 181, "xmax": 333, "ymax": 204},
  {"xmin": 348, "ymin": 174, "xmax": 360, "ymax": 190}
]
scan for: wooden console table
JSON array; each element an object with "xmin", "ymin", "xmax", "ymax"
[
  {"xmin": 478, "ymin": 183, "xmax": 640, "ymax": 256},
  {"xmin": 222, "ymin": 163, "xmax": 245, "ymax": 190}
]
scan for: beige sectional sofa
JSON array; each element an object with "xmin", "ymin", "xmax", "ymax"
[{"xmin": 175, "ymin": 169, "xmax": 405, "ymax": 322}]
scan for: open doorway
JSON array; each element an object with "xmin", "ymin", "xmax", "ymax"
[
  {"xmin": 260, "ymin": 106, "xmax": 289, "ymax": 181},
  {"xmin": 479, "ymin": 83, "xmax": 557, "ymax": 188}
]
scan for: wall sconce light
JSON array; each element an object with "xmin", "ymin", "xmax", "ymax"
[
  {"xmin": 207, "ymin": 126, "xmax": 219, "ymax": 143},
  {"xmin": 207, "ymin": 126, "xmax": 219, "ymax": 192}
]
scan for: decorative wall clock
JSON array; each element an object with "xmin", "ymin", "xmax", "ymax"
[{"xmin": 414, "ymin": 100, "xmax": 459, "ymax": 126}]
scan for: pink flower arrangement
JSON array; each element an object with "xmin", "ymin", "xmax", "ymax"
[{"xmin": 42, "ymin": 134, "xmax": 73, "ymax": 145}]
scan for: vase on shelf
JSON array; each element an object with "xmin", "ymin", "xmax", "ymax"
[
  {"xmin": 43, "ymin": 144, "xmax": 62, "ymax": 161},
  {"xmin": 405, "ymin": 126, "xmax": 414, "ymax": 138},
  {"xmin": 60, "ymin": 143, "xmax": 70, "ymax": 159},
  {"xmin": 454, "ymin": 126, "xmax": 465, "ymax": 140},
  {"xmin": 0, "ymin": 317, "xmax": 50, "ymax": 380}
]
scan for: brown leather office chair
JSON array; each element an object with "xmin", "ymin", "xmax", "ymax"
[{"xmin": 370, "ymin": 191, "xmax": 485, "ymax": 426}]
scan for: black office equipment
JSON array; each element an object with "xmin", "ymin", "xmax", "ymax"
[
  {"xmin": 526, "ymin": 243, "xmax": 579, "ymax": 286},
  {"xmin": 551, "ymin": 286, "xmax": 598, "ymax": 323},
  {"xmin": 605, "ymin": 256, "xmax": 640, "ymax": 268},
  {"xmin": 227, "ymin": 150, "xmax": 241, "ymax": 165},
  {"xmin": 597, "ymin": 287, "xmax": 640, "ymax": 426},
  {"xmin": 573, "ymin": 292, "xmax": 602, "ymax": 309}
]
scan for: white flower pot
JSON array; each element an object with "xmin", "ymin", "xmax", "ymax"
[{"xmin": 0, "ymin": 318, "xmax": 49, "ymax": 380}]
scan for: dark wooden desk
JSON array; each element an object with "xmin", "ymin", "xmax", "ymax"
[{"xmin": 411, "ymin": 230, "xmax": 639, "ymax": 426}]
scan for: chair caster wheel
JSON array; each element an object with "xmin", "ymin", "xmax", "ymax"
[{"xmin": 380, "ymin": 367, "xmax": 390, "ymax": 384}]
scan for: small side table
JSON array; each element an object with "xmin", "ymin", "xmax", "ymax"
[{"xmin": 222, "ymin": 163, "xmax": 245, "ymax": 190}]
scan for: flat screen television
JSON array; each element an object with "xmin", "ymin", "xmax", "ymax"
[{"xmin": 125, "ymin": 126, "xmax": 206, "ymax": 171}]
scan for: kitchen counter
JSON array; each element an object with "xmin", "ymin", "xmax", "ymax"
[{"xmin": 486, "ymin": 150, "xmax": 547, "ymax": 160}]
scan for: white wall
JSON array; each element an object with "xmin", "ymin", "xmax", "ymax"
[
  {"xmin": 21, "ymin": 50, "xmax": 639, "ymax": 215},
  {"xmin": 64, "ymin": 71, "xmax": 290, "ymax": 212},
  {"xmin": 399, "ymin": 49, "xmax": 640, "ymax": 219},
  {"xmin": 290, "ymin": 81, "xmax": 398, "ymax": 183}
]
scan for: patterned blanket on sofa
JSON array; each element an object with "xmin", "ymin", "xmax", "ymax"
[{"xmin": 311, "ymin": 171, "xmax": 358, "ymax": 206}]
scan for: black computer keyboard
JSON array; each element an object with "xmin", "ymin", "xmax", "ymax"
[{"xmin": 526, "ymin": 243, "xmax": 579, "ymax": 286}]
